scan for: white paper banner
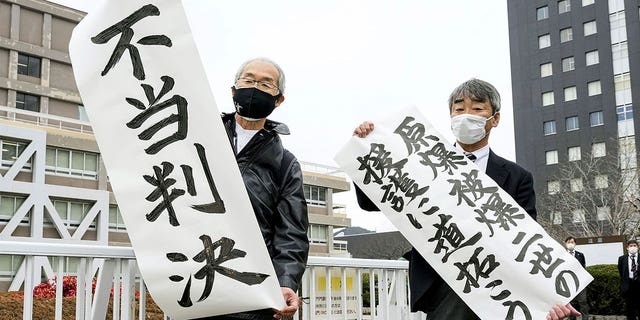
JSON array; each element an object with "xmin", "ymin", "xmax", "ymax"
[
  {"xmin": 334, "ymin": 106, "xmax": 593, "ymax": 320},
  {"xmin": 69, "ymin": 1, "xmax": 283, "ymax": 318}
]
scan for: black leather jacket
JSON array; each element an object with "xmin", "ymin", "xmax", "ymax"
[{"xmin": 222, "ymin": 113, "xmax": 309, "ymax": 291}]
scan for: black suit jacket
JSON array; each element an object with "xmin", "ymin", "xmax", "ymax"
[
  {"xmin": 355, "ymin": 150, "xmax": 537, "ymax": 312},
  {"xmin": 618, "ymin": 254, "xmax": 637, "ymax": 295},
  {"xmin": 570, "ymin": 250, "xmax": 586, "ymax": 268}
]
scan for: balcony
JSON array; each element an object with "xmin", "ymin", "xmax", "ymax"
[
  {"xmin": 0, "ymin": 105, "xmax": 93, "ymax": 135},
  {"xmin": 0, "ymin": 241, "xmax": 426, "ymax": 320}
]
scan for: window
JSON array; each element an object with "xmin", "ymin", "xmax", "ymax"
[
  {"xmin": 548, "ymin": 180, "xmax": 561, "ymax": 194},
  {"xmin": 617, "ymin": 105, "xmax": 633, "ymax": 121},
  {"xmin": 597, "ymin": 206, "xmax": 610, "ymax": 221},
  {"xmin": 543, "ymin": 121, "xmax": 556, "ymax": 135},
  {"xmin": 0, "ymin": 194, "xmax": 28, "ymax": 223},
  {"xmin": 582, "ymin": 0, "xmax": 594, "ymax": 6},
  {"xmin": 560, "ymin": 27, "xmax": 573, "ymax": 42},
  {"xmin": 0, "ymin": 139, "xmax": 32, "ymax": 170},
  {"xmin": 586, "ymin": 50, "xmax": 599, "ymax": 66},
  {"xmin": 539, "ymin": 34, "xmax": 551, "ymax": 49},
  {"xmin": 564, "ymin": 86, "xmax": 577, "ymax": 101},
  {"xmin": 572, "ymin": 209, "xmax": 585, "ymax": 223},
  {"xmin": 109, "ymin": 206, "xmax": 127, "ymax": 231},
  {"xmin": 584, "ymin": 20, "xmax": 597, "ymax": 36},
  {"xmin": 17, "ymin": 53, "xmax": 41, "ymax": 78},
  {"xmin": 540, "ymin": 62, "xmax": 553, "ymax": 77},
  {"xmin": 45, "ymin": 147, "xmax": 99, "ymax": 179},
  {"xmin": 562, "ymin": 56, "xmax": 575, "ymax": 72},
  {"xmin": 308, "ymin": 224, "xmax": 328, "ymax": 244},
  {"xmin": 570, "ymin": 178, "xmax": 583, "ymax": 192},
  {"xmin": 78, "ymin": 105, "xmax": 89, "ymax": 122},
  {"xmin": 542, "ymin": 91, "xmax": 555, "ymax": 106},
  {"xmin": 592, "ymin": 142, "xmax": 606, "ymax": 157},
  {"xmin": 595, "ymin": 175, "xmax": 608, "ymax": 189},
  {"xmin": 610, "ymin": 11, "xmax": 627, "ymax": 43},
  {"xmin": 0, "ymin": 255, "xmax": 24, "ymax": 277},
  {"xmin": 15, "ymin": 92, "xmax": 40, "ymax": 112},
  {"xmin": 568, "ymin": 146, "xmax": 581, "ymax": 161},
  {"xmin": 612, "ymin": 43, "xmax": 629, "ymax": 74},
  {"xmin": 559, "ymin": 0, "xmax": 571, "ymax": 13},
  {"xmin": 552, "ymin": 212, "xmax": 562, "ymax": 225},
  {"xmin": 588, "ymin": 81, "xmax": 601, "ymax": 96},
  {"xmin": 546, "ymin": 150, "xmax": 559, "ymax": 165},
  {"xmin": 52, "ymin": 199, "xmax": 94, "ymax": 228},
  {"xmin": 590, "ymin": 111, "xmax": 604, "ymax": 126},
  {"xmin": 537, "ymin": 6, "xmax": 549, "ymax": 20},
  {"xmin": 566, "ymin": 116, "xmax": 579, "ymax": 131},
  {"xmin": 303, "ymin": 185, "xmax": 327, "ymax": 206},
  {"xmin": 614, "ymin": 73, "xmax": 632, "ymax": 105}
]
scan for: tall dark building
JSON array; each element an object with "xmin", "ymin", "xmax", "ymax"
[{"xmin": 508, "ymin": 0, "xmax": 640, "ymax": 236}]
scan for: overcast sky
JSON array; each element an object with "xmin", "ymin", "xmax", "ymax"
[{"xmin": 52, "ymin": 0, "xmax": 515, "ymax": 232}]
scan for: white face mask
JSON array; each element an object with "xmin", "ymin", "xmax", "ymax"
[
  {"xmin": 566, "ymin": 243, "xmax": 575, "ymax": 251},
  {"xmin": 451, "ymin": 114, "xmax": 494, "ymax": 145},
  {"xmin": 629, "ymin": 247, "xmax": 638, "ymax": 255}
]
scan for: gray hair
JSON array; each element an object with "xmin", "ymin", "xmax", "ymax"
[
  {"xmin": 448, "ymin": 78, "xmax": 501, "ymax": 114},
  {"xmin": 234, "ymin": 57, "xmax": 286, "ymax": 94}
]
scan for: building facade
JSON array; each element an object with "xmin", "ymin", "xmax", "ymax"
[
  {"xmin": 0, "ymin": 0, "xmax": 350, "ymax": 290},
  {"xmin": 508, "ymin": 0, "xmax": 640, "ymax": 236}
]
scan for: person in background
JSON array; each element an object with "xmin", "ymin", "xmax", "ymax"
[
  {"xmin": 619, "ymin": 239, "xmax": 640, "ymax": 320},
  {"xmin": 565, "ymin": 236, "xmax": 589, "ymax": 320}
]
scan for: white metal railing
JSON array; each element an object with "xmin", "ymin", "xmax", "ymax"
[
  {"xmin": 0, "ymin": 242, "xmax": 426, "ymax": 320},
  {"xmin": 300, "ymin": 161, "xmax": 348, "ymax": 179},
  {"xmin": 0, "ymin": 105, "xmax": 93, "ymax": 134},
  {"xmin": 0, "ymin": 241, "xmax": 144, "ymax": 320},
  {"xmin": 303, "ymin": 256, "xmax": 426, "ymax": 320}
]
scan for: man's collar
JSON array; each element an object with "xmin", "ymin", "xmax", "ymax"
[{"xmin": 455, "ymin": 143, "xmax": 490, "ymax": 158}]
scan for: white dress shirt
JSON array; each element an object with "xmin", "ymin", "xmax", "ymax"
[
  {"xmin": 455, "ymin": 144, "xmax": 491, "ymax": 173},
  {"xmin": 629, "ymin": 254, "xmax": 637, "ymax": 279}
]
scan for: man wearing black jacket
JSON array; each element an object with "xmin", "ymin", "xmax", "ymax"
[
  {"xmin": 619, "ymin": 239, "xmax": 640, "ymax": 319},
  {"xmin": 565, "ymin": 236, "xmax": 589, "ymax": 320},
  {"xmin": 353, "ymin": 78, "xmax": 578, "ymax": 320},
  {"xmin": 200, "ymin": 58, "xmax": 308, "ymax": 320}
]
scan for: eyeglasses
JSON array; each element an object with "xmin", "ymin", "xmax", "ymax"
[{"xmin": 235, "ymin": 77, "xmax": 279, "ymax": 94}]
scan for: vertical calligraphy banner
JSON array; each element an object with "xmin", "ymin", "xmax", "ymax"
[
  {"xmin": 334, "ymin": 106, "xmax": 593, "ymax": 320},
  {"xmin": 69, "ymin": 1, "xmax": 283, "ymax": 318}
]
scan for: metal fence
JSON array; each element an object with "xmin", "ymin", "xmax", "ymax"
[{"xmin": 0, "ymin": 241, "xmax": 426, "ymax": 320}]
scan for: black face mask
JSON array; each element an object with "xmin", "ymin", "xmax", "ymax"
[{"xmin": 232, "ymin": 87, "xmax": 281, "ymax": 120}]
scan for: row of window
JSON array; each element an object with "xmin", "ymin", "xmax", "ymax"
[
  {"xmin": 543, "ymin": 111, "xmax": 603, "ymax": 135},
  {"xmin": 547, "ymin": 175, "xmax": 609, "ymax": 194},
  {"xmin": 308, "ymin": 224, "xmax": 328, "ymax": 244},
  {"xmin": 541, "ymin": 81, "xmax": 601, "ymax": 106},
  {"xmin": 545, "ymin": 142, "xmax": 606, "ymax": 165},
  {"xmin": 0, "ymin": 194, "xmax": 127, "ymax": 232},
  {"xmin": 304, "ymin": 185, "xmax": 327, "ymax": 207},
  {"xmin": 540, "ymin": 50, "xmax": 598, "ymax": 78},
  {"xmin": 550, "ymin": 206, "xmax": 610, "ymax": 225},
  {"xmin": 537, "ymin": 0, "xmax": 595, "ymax": 21},
  {"xmin": 538, "ymin": 20, "xmax": 597, "ymax": 49},
  {"xmin": 0, "ymin": 138, "xmax": 100, "ymax": 180},
  {"xmin": 17, "ymin": 53, "xmax": 41, "ymax": 78}
]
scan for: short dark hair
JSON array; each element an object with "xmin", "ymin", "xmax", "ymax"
[
  {"xmin": 628, "ymin": 239, "xmax": 638, "ymax": 246},
  {"xmin": 564, "ymin": 236, "xmax": 576, "ymax": 243}
]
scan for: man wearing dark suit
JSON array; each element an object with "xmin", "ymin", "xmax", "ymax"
[
  {"xmin": 353, "ymin": 79, "xmax": 579, "ymax": 320},
  {"xmin": 565, "ymin": 236, "xmax": 589, "ymax": 320},
  {"xmin": 618, "ymin": 239, "xmax": 640, "ymax": 319}
]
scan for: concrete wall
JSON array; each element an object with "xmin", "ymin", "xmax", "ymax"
[
  {"xmin": 49, "ymin": 60, "xmax": 76, "ymax": 92},
  {"xmin": 0, "ymin": 2, "xmax": 10, "ymax": 39},
  {"xmin": 0, "ymin": 48, "xmax": 8, "ymax": 78},
  {"xmin": 19, "ymin": 7, "xmax": 43, "ymax": 46},
  {"xmin": 51, "ymin": 16, "xmax": 75, "ymax": 53}
]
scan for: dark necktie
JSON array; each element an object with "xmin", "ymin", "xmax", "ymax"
[
  {"xmin": 464, "ymin": 152, "xmax": 477, "ymax": 162},
  {"xmin": 632, "ymin": 255, "xmax": 637, "ymax": 280}
]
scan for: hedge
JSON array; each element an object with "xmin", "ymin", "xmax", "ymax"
[{"xmin": 586, "ymin": 264, "xmax": 624, "ymax": 315}]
